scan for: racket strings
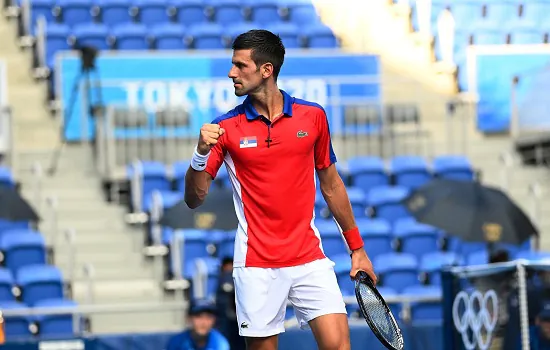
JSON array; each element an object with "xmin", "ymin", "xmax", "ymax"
[{"xmin": 358, "ymin": 284, "xmax": 404, "ymax": 349}]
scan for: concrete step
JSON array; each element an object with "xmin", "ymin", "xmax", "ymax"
[
  {"xmin": 89, "ymin": 312, "xmax": 184, "ymax": 335},
  {"xmin": 72, "ymin": 279, "xmax": 165, "ymax": 303},
  {"xmin": 54, "ymin": 250, "xmax": 144, "ymax": 267},
  {"xmin": 63, "ymin": 264, "xmax": 157, "ymax": 281}
]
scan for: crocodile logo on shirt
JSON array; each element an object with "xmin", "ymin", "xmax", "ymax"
[
  {"xmin": 297, "ymin": 130, "xmax": 308, "ymax": 138},
  {"xmin": 240, "ymin": 322, "xmax": 249, "ymax": 329}
]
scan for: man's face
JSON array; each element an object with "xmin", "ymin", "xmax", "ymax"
[
  {"xmin": 191, "ymin": 312, "xmax": 216, "ymax": 336},
  {"xmin": 228, "ymin": 49, "xmax": 265, "ymax": 97},
  {"xmin": 541, "ymin": 319, "xmax": 550, "ymax": 339}
]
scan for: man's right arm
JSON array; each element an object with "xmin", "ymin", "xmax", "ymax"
[{"xmin": 184, "ymin": 123, "xmax": 225, "ymax": 209}]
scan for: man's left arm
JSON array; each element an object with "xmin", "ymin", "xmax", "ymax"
[
  {"xmin": 317, "ymin": 166, "xmax": 377, "ymax": 283},
  {"xmin": 313, "ymin": 108, "xmax": 377, "ymax": 283}
]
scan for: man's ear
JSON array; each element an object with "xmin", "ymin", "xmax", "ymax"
[{"xmin": 261, "ymin": 63, "xmax": 274, "ymax": 79}]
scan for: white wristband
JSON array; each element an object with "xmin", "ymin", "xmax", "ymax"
[{"xmin": 191, "ymin": 146, "xmax": 210, "ymax": 172}]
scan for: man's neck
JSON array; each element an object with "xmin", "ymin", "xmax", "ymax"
[
  {"xmin": 249, "ymin": 84, "xmax": 284, "ymax": 121},
  {"xmin": 190, "ymin": 332, "xmax": 208, "ymax": 348}
]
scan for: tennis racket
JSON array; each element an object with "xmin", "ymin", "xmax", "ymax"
[
  {"xmin": 331, "ymin": 218, "xmax": 404, "ymax": 350},
  {"xmin": 355, "ymin": 270, "xmax": 405, "ymax": 350}
]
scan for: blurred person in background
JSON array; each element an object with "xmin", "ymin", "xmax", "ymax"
[
  {"xmin": 166, "ymin": 299, "xmax": 230, "ymax": 350},
  {"xmin": 216, "ymin": 257, "xmax": 246, "ymax": 350},
  {"xmin": 532, "ymin": 301, "xmax": 550, "ymax": 349}
]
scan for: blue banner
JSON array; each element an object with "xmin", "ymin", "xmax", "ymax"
[
  {"xmin": 471, "ymin": 47, "xmax": 550, "ymax": 133},
  {"xmin": 55, "ymin": 50, "xmax": 381, "ymax": 142},
  {"xmin": 0, "ymin": 325, "xmax": 442, "ymax": 350}
]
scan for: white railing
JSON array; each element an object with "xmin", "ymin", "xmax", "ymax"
[{"xmin": 34, "ymin": 16, "xmax": 48, "ymax": 79}]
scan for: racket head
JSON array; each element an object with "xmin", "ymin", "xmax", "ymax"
[{"xmin": 354, "ymin": 271, "xmax": 405, "ymax": 350}]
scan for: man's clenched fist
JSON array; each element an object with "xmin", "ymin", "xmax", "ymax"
[{"xmin": 198, "ymin": 124, "xmax": 225, "ymax": 155}]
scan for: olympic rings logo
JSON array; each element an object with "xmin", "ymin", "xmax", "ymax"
[{"xmin": 452, "ymin": 290, "xmax": 499, "ymax": 350}]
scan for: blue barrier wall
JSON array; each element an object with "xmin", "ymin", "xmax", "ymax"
[
  {"xmin": 55, "ymin": 50, "xmax": 381, "ymax": 142},
  {"xmin": 0, "ymin": 324, "xmax": 442, "ymax": 349},
  {"xmin": 470, "ymin": 46, "xmax": 550, "ymax": 133}
]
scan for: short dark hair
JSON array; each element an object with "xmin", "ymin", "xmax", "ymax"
[{"xmin": 232, "ymin": 30, "xmax": 286, "ymax": 80}]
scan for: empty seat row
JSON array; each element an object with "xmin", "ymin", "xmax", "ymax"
[
  {"xmin": 0, "ymin": 264, "xmax": 65, "ymax": 306},
  {"xmin": 1, "ymin": 299, "xmax": 78, "ymax": 338},
  {"xmin": 27, "ymin": 0, "xmax": 320, "ymax": 30}
]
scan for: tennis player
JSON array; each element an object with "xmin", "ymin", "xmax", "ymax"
[{"xmin": 185, "ymin": 29, "xmax": 376, "ymax": 350}]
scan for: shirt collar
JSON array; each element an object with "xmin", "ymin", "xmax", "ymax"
[{"xmin": 243, "ymin": 89, "xmax": 294, "ymax": 120}]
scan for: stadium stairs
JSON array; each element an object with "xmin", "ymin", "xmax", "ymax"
[
  {"xmin": 314, "ymin": 0, "xmax": 550, "ymax": 248},
  {"xmin": 0, "ymin": 17, "xmax": 180, "ymax": 334}
]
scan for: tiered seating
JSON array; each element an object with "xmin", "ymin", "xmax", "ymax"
[
  {"xmin": 132, "ymin": 153, "xmax": 536, "ymax": 323},
  {"xmin": 0, "ymin": 167, "xmax": 78, "ymax": 339},
  {"xmin": 412, "ymin": 0, "xmax": 550, "ymax": 91},
  {"xmin": 22, "ymin": 0, "xmax": 339, "ymax": 97}
]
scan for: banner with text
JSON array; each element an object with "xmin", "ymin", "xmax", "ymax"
[{"xmin": 55, "ymin": 50, "xmax": 381, "ymax": 142}]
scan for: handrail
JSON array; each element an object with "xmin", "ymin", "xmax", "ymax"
[
  {"xmin": 82, "ymin": 263, "xmax": 95, "ymax": 304},
  {"xmin": 64, "ymin": 228, "xmax": 76, "ymax": 284},
  {"xmin": 499, "ymin": 150, "xmax": 515, "ymax": 190},
  {"xmin": 0, "ymin": 301, "xmax": 189, "ymax": 317},
  {"xmin": 528, "ymin": 181, "xmax": 542, "ymax": 251},
  {"xmin": 32, "ymin": 161, "xmax": 44, "ymax": 214},
  {"xmin": 45, "ymin": 196, "xmax": 58, "ymax": 247}
]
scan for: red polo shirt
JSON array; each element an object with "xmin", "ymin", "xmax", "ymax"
[{"xmin": 205, "ymin": 90, "xmax": 337, "ymax": 268}]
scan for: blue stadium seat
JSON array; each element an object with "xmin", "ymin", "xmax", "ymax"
[
  {"xmin": 151, "ymin": 23, "xmax": 186, "ymax": 50},
  {"xmin": 332, "ymin": 254, "xmax": 353, "ymax": 296},
  {"xmin": 0, "ymin": 166, "xmax": 15, "ymax": 188},
  {"xmin": 97, "ymin": 0, "xmax": 133, "ymax": 27},
  {"xmin": 466, "ymin": 250, "xmax": 488, "ymax": 266},
  {"xmin": 522, "ymin": 0, "xmax": 550, "ymax": 26},
  {"xmin": 315, "ymin": 192, "xmax": 330, "ymax": 218},
  {"xmin": 171, "ymin": 0, "xmax": 207, "ymax": 26},
  {"xmin": 266, "ymin": 22, "xmax": 301, "ymax": 48},
  {"xmin": 172, "ymin": 160, "xmax": 190, "ymax": 192},
  {"xmin": 16, "ymin": 265, "xmax": 64, "ymax": 306},
  {"xmin": 247, "ymin": 0, "xmax": 281, "ymax": 24},
  {"xmin": 315, "ymin": 219, "xmax": 348, "ymax": 259},
  {"xmin": 402, "ymin": 285, "xmax": 443, "ymax": 323},
  {"xmin": 515, "ymin": 250, "xmax": 550, "ymax": 262},
  {"xmin": 188, "ymin": 23, "xmax": 225, "ymax": 49},
  {"xmin": 393, "ymin": 218, "xmax": 438, "ymax": 259},
  {"xmin": 460, "ymin": 241, "xmax": 487, "ymax": 257},
  {"xmin": 134, "ymin": 0, "xmax": 171, "ymax": 26},
  {"xmin": 128, "ymin": 161, "xmax": 171, "ymax": 210},
  {"xmin": 217, "ymin": 230, "xmax": 235, "ymax": 259},
  {"xmin": 283, "ymin": 0, "xmax": 319, "ymax": 24},
  {"xmin": 472, "ymin": 27, "xmax": 507, "ymax": 45},
  {"xmin": 184, "ymin": 257, "xmax": 220, "ymax": 299},
  {"xmin": 419, "ymin": 251, "xmax": 462, "ymax": 285},
  {"xmin": 449, "ymin": 1, "xmax": 482, "ymax": 25},
  {"xmin": 111, "ymin": 23, "xmax": 149, "ymax": 50},
  {"xmin": 171, "ymin": 230, "xmax": 214, "ymax": 277},
  {"xmin": 210, "ymin": 0, "xmax": 245, "ymax": 25},
  {"xmin": 57, "ymin": 0, "xmax": 94, "ymax": 27},
  {"xmin": 366, "ymin": 185, "xmax": 410, "ymax": 224},
  {"xmin": 0, "ymin": 268, "xmax": 14, "ymax": 301},
  {"xmin": 44, "ymin": 23, "xmax": 71, "ymax": 69},
  {"xmin": 34, "ymin": 299, "xmax": 78, "ymax": 336},
  {"xmin": 0, "ymin": 231, "xmax": 46, "ymax": 273},
  {"xmin": 509, "ymin": 19, "xmax": 544, "ymax": 44},
  {"xmin": 71, "ymin": 23, "xmax": 110, "ymax": 50},
  {"xmin": 347, "ymin": 156, "xmax": 389, "ymax": 194},
  {"xmin": 432, "ymin": 155, "xmax": 474, "ymax": 181},
  {"xmin": 303, "ymin": 23, "xmax": 338, "ymax": 48},
  {"xmin": 374, "ymin": 253, "xmax": 418, "ymax": 293},
  {"xmin": 214, "ymin": 165, "xmax": 231, "ymax": 190},
  {"xmin": 346, "ymin": 187, "xmax": 367, "ymax": 218},
  {"xmin": 30, "ymin": 0, "xmax": 56, "ymax": 32},
  {"xmin": 145, "ymin": 190, "xmax": 183, "ymax": 244},
  {"xmin": 225, "ymin": 22, "xmax": 260, "ymax": 43},
  {"xmin": 0, "ymin": 301, "xmax": 32, "ymax": 337},
  {"xmin": 484, "ymin": 0, "xmax": 520, "ymax": 23},
  {"xmin": 390, "ymin": 156, "xmax": 432, "ymax": 189},
  {"xmin": 357, "ymin": 218, "xmax": 392, "ymax": 261},
  {"xmin": 0, "ymin": 220, "xmax": 30, "ymax": 235}
]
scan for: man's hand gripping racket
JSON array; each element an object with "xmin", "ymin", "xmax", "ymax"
[{"xmin": 333, "ymin": 218, "xmax": 405, "ymax": 350}]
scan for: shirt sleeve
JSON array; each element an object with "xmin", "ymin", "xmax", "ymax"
[
  {"xmin": 204, "ymin": 122, "xmax": 227, "ymax": 180},
  {"xmin": 314, "ymin": 108, "xmax": 337, "ymax": 170}
]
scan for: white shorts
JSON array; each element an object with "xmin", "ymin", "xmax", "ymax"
[{"xmin": 232, "ymin": 258, "xmax": 347, "ymax": 337}]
